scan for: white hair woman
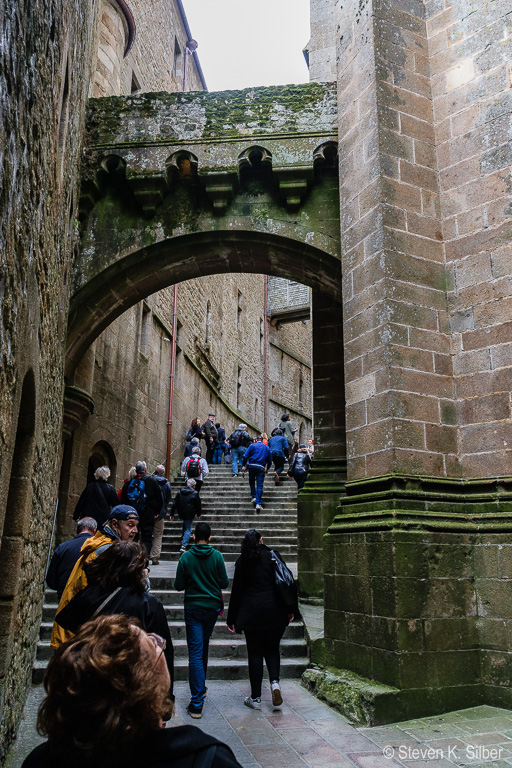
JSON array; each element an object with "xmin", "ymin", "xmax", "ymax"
[{"xmin": 73, "ymin": 464, "xmax": 119, "ymax": 528}]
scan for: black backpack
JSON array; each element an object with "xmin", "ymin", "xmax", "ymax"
[
  {"xmin": 125, "ymin": 475, "xmax": 146, "ymax": 511},
  {"xmin": 186, "ymin": 457, "xmax": 203, "ymax": 478},
  {"xmin": 229, "ymin": 429, "xmax": 242, "ymax": 448}
]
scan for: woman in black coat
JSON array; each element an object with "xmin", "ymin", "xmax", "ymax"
[
  {"xmin": 287, "ymin": 445, "xmax": 312, "ymax": 490},
  {"xmin": 55, "ymin": 540, "xmax": 175, "ymax": 699},
  {"xmin": 227, "ymin": 529, "xmax": 296, "ymax": 711}
]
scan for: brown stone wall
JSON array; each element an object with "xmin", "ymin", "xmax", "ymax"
[
  {"xmin": 0, "ymin": 0, "xmax": 98, "ymax": 756},
  {"xmin": 428, "ymin": 0, "xmax": 512, "ymax": 478},
  {"xmin": 91, "ymin": 0, "xmax": 205, "ymax": 98},
  {"xmin": 91, "ymin": 0, "xmax": 128, "ymax": 96},
  {"xmin": 337, "ymin": 0, "xmax": 457, "ymax": 481},
  {"xmin": 268, "ymin": 320, "xmax": 313, "ymax": 441}
]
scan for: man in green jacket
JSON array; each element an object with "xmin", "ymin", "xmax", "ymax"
[{"xmin": 174, "ymin": 521, "xmax": 229, "ymax": 719}]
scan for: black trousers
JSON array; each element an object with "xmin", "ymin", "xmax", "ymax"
[
  {"xmin": 244, "ymin": 627, "xmax": 285, "ymax": 698},
  {"xmin": 205, "ymin": 441, "xmax": 215, "ymax": 464},
  {"xmin": 272, "ymin": 455, "xmax": 286, "ymax": 475}
]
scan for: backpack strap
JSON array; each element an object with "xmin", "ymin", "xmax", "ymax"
[{"xmin": 91, "ymin": 586, "xmax": 123, "ymax": 618}]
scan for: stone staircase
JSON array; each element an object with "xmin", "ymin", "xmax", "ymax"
[
  {"xmin": 164, "ymin": 462, "xmax": 299, "ymax": 561},
  {"xmin": 33, "ymin": 463, "xmax": 308, "ymax": 683}
]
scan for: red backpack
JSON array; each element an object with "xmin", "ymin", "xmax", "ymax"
[{"xmin": 186, "ymin": 457, "xmax": 202, "ymax": 478}]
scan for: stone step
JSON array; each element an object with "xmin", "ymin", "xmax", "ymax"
[
  {"xmin": 34, "ymin": 470, "xmax": 307, "ymax": 685},
  {"xmin": 161, "ymin": 536, "xmax": 297, "ymax": 547},
  {"xmin": 32, "ymin": 655, "xmax": 308, "ymax": 685},
  {"xmin": 39, "ymin": 618, "xmax": 305, "ymax": 641},
  {"xmin": 162, "ymin": 526, "xmax": 296, "ymax": 536},
  {"xmin": 176, "ymin": 514, "xmax": 297, "ymax": 521},
  {"xmin": 160, "ymin": 546, "xmax": 297, "ymax": 558},
  {"xmin": 35, "ymin": 635, "xmax": 307, "ymax": 662}
]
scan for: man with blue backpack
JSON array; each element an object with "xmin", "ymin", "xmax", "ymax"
[{"xmin": 120, "ymin": 460, "xmax": 162, "ymax": 556}]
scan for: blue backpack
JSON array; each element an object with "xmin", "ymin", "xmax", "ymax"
[{"xmin": 125, "ymin": 475, "xmax": 146, "ymax": 511}]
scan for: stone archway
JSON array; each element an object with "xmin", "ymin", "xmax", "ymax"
[{"xmin": 66, "ymin": 228, "xmax": 346, "ymax": 598}]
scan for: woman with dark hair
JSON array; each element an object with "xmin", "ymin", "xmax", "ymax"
[
  {"xmin": 186, "ymin": 417, "xmax": 204, "ymax": 442},
  {"xmin": 54, "ymin": 541, "xmax": 174, "ymax": 696},
  {"xmin": 22, "ymin": 615, "xmax": 242, "ymax": 768},
  {"xmin": 226, "ymin": 529, "xmax": 297, "ymax": 711}
]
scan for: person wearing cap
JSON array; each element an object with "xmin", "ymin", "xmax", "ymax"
[
  {"xmin": 50, "ymin": 505, "xmax": 139, "ymax": 649},
  {"xmin": 287, "ymin": 444, "xmax": 312, "ymax": 490},
  {"xmin": 201, "ymin": 413, "xmax": 218, "ymax": 464}
]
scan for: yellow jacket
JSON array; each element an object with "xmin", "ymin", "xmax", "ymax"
[{"xmin": 50, "ymin": 531, "xmax": 115, "ymax": 648}]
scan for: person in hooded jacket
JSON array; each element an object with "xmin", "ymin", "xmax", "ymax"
[
  {"xmin": 174, "ymin": 522, "xmax": 229, "ymax": 720},
  {"xmin": 288, "ymin": 444, "xmax": 313, "ymax": 490},
  {"xmin": 54, "ymin": 540, "xmax": 175, "ymax": 700},
  {"xmin": 171, "ymin": 478, "xmax": 202, "ymax": 553},
  {"xmin": 73, "ymin": 465, "xmax": 119, "ymax": 528},
  {"xmin": 227, "ymin": 529, "xmax": 296, "ymax": 712}
]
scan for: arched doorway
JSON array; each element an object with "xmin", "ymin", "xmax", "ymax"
[{"xmin": 87, "ymin": 440, "xmax": 117, "ymax": 485}]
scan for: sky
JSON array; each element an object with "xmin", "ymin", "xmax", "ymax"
[{"xmin": 183, "ymin": 0, "xmax": 311, "ymax": 92}]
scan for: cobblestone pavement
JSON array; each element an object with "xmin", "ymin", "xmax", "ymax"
[{"xmin": 9, "ymin": 681, "xmax": 512, "ymax": 768}]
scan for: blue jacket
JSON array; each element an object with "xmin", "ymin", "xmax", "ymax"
[
  {"xmin": 269, "ymin": 435, "xmax": 289, "ymax": 458},
  {"xmin": 242, "ymin": 442, "xmax": 272, "ymax": 470}
]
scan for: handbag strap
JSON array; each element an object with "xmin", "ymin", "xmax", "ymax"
[{"xmin": 91, "ymin": 586, "xmax": 123, "ymax": 618}]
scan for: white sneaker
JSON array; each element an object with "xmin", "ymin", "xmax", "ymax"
[
  {"xmin": 271, "ymin": 681, "xmax": 283, "ymax": 707},
  {"xmin": 255, "ymin": 504, "xmax": 263, "ymax": 513},
  {"xmin": 251, "ymin": 497, "xmax": 257, "ymax": 504},
  {"xmin": 244, "ymin": 696, "xmax": 261, "ymax": 710}
]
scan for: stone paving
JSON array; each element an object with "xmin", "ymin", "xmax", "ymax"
[{"xmin": 9, "ymin": 679, "xmax": 512, "ymax": 768}]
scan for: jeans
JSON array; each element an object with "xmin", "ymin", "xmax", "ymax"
[
  {"xmin": 272, "ymin": 455, "xmax": 286, "ymax": 475},
  {"xmin": 213, "ymin": 445, "xmax": 224, "ymax": 464},
  {"xmin": 184, "ymin": 606, "xmax": 219, "ymax": 707},
  {"xmin": 231, "ymin": 446, "xmax": 244, "ymax": 474},
  {"xmin": 247, "ymin": 465, "xmax": 265, "ymax": 505},
  {"xmin": 181, "ymin": 518, "xmax": 193, "ymax": 549},
  {"xmin": 245, "ymin": 628, "xmax": 285, "ymax": 699},
  {"xmin": 294, "ymin": 469, "xmax": 308, "ymax": 490}
]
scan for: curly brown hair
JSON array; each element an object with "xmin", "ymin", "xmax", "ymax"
[
  {"xmin": 37, "ymin": 615, "xmax": 172, "ymax": 763},
  {"xmin": 83, "ymin": 540, "xmax": 147, "ymax": 593}
]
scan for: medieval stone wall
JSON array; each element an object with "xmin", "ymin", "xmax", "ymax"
[
  {"xmin": 0, "ymin": 0, "xmax": 99, "ymax": 757},
  {"xmin": 432, "ymin": 0, "xmax": 512, "ymax": 478},
  {"xmin": 120, "ymin": 0, "xmax": 204, "ymax": 94},
  {"xmin": 91, "ymin": 0, "xmax": 204, "ymax": 97},
  {"xmin": 268, "ymin": 320, "xmax": 313, "ymax": 441}
]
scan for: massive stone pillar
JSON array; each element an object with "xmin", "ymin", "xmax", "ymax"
[
  {"xmin": 297, "ymin": 289, "xmax": 346, "ymax": 597},
  {"xmin": 309, "ymin": 0, "xmax": 512, "ymax": 723}
]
